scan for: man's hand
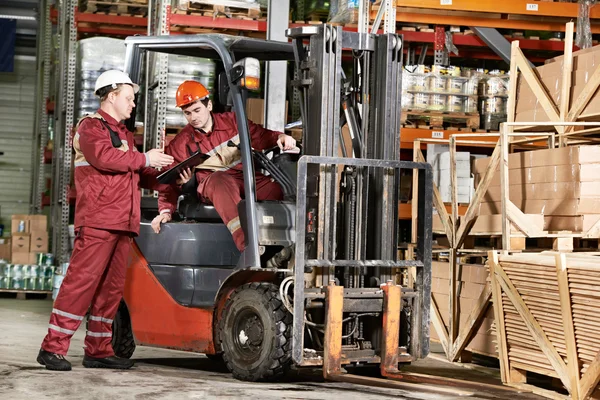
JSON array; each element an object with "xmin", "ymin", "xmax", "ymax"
[
  {"xmin": 146, "ymin": 149, "xmax": 174, "ymax": 168},
  {"xmin": 277, "ymin": 134, "xmax": 296, "ymax": 151},
  {"xmin": 151, "ymin": 212, "xmax": 172, "ymax": 234},
  {"xmin": 176, "ymin": 167, "xmax": 193, "ymax": 185}
]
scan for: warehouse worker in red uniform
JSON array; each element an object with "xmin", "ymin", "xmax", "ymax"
[
  {"xmin": 151, "ymin": 80, "xmax": 296, "ymax": 251},
  {"xmin": 37, "ymin": 70, "xmax": 176, "ymax": 371}
]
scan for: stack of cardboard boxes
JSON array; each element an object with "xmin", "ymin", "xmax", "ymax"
[
  {"xmin": 471, "ymin": 145, "xmax": 600, "ymax": 234},
  {"xmin": 10, "ymin": 214, "xmax": 48, "ymax": 264},
  {"xmin": 429, "ymin": 261, "xmax": 496, "ymax": 357},
  {"xmin": 426, "ymin": 144, "xmax": 473, "ymax": 204},
  {"xmin": 516, "ymin": 45, "xmax": 600, "ymax": 124}
]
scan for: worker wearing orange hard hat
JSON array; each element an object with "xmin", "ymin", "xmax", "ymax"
[{"xmin": 151, "ymin": 80, "xmax": 296, "ymax": 251}]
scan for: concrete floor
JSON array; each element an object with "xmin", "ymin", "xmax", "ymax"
[{"xmin": 0, "ymin": 297, "xmax": 544, "ymax": 400}]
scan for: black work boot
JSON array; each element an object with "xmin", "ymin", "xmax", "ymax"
[
  {"xmin": 82, "ymin": 355, "xmax": 134, "ymax": 369},
  {"xmin": 37, "ymin": 349, "xmax": 72, "ymax": 371}
]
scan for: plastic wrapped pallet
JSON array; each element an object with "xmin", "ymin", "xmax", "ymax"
[
  {"xmin": 165, "ymin": 54, "xmax": 215, "ymax": 127},
  {"xmin": 76, "ymin": 37, "xmax": 127, "ymax": 119},
  {"xmin": 329, "ymin": 0, "xmax": 359, "ymax": 25}
]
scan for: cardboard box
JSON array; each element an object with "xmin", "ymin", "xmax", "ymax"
[
  {"xmin": 482, "ymin": 182, "xmax": 600, "ymax": 202},
  {"xmin": 28, "ymin": 215, "xmax": 48, "ymax": 232},
  {"xmin": 467, "ymin": 332, "xmax": 497, "ymax": 356},
  {"xmin": 516, "ymin": 45, "xmax": 600, "ymax": 121},
  {"xmin": 461, "ymin": 264, "xmax": 489, "ymax": 285},
  {"xmin": 0, "ymin": 238, "xmax": 11, "ymax": 261},
  {"xmin": 459, "ymin": 313, "xmax": 495, "ymax": 334},
  {"xmin": 460, "ymin": 281, "xmax": 487, "ymax": 300},
  {"xmin": 472, "ymin": 146, "xmax": 600, "ymax": 175},
  {"xmin": 436, "ymin": 168, "xmax": 471, "ymax": 181},
  {"xmin": 475, "ymin": 163, "xmax": 600, "ymax": 187},
  {"xmin": 11, "ymin": 233, "xmax": 30, "ymax": 253},
  {"xmin": 11, "ymin": 215, "xmax": 30, "ymax": 234},
  {"xmin": 29, "ymin": 231, "xmax": 49, "ymax": 253},
  {"xmin": 11, "ymin": 252, "xmax": 37, "ymax": 265},
  {"xmin": 544, "ymin": 215, "xmax": 600, "ymax": 232},
  {"xmin": 469, "ymin": 214, "xmax": 544, "ymax": 235},
  {"xmin": 245, "ymin": 98, "xmax": 289, "ymax": 126},
  {"xmin": 478, "ymin": 198, "xmax": 600, "ymax": 216}
]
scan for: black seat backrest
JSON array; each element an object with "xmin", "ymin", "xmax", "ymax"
[
  {"xmin": 177, "ymin": 194, "xmax": 222, "ymax": 222},
  {"xmin": 175, "ymin": 171, "xmax": 222, "ymax": 222}
]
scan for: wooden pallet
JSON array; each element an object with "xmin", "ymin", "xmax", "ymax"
[
  {"xmin": 177, "ymin": 0, "xmax": 262, "ymax": 20},
  {"xmin": 79, "ymin": 0, "xmax": 148, "ymax": 15},
  {"xmin": 0, "ymin": 289, "xmax": 52, "ymax": 300},
  {"xmin": 402, "ymin": 109, "xmax": 480, "ymax": 130}
]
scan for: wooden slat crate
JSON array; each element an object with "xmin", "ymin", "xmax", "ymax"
[{"xmin": 489, "ymin": 251, "xmax": 600, "ymax": 399}]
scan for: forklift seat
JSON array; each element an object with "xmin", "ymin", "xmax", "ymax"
[
  {"xmin": 175, "ymin": 173, "xmax": 222, "ymax": 222},
  {"xmin": 177, "ymin": 194, "xmax": 222, "ymax": 222}
]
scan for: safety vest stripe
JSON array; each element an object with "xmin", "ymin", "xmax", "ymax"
[
  {"xmin": 74, "ymin": 161, "xmax": 90, "ymax": 167},
  {"xmin": 227, "ymin": 217, "xmax": 241, "ymax": 234},
  {"xmin": 211, "ymin": 159, "xmax": 241, "ymax": 172},
  {"xmin": 205, "ymin": 134, "xmax": 240, "ymax": 157},
  {"xmin": 52, "ymin": 308, "xmax": 84, "ymax": 321},
  {"xmin": 49, "ymin": 324, "xmax": 76, "ymax": 335},
  {"xmin": 86, "ymin": 331, "xmax": 112, "ymax": 338},
  {"xmin": 88, "ymin": 315, "xmax": 113, "ymax": 324}
]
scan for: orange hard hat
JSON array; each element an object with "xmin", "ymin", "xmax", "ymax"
[{"xmin": 175, "ymin": 80, "xmax": 210, "ymax": 108}]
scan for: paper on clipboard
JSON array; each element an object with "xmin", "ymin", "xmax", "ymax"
[{"xmin": 156, "ymin": 151, "xmax": 209, "ymax": 184}]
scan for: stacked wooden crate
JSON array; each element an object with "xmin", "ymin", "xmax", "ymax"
[
  {"xmin": 489, "ymin": 251, "xmax": 600, "ymax": 399},
  {"xmin": 469, "ymin": 145, "xmax": 600, "ymax": 247},
  {"xmin": 515, "ymin": 45, "xmax": 600, "ymax": 125}
]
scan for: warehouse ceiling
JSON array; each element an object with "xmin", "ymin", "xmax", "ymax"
[{"xmin": 0, "ymin": 0, "xmax": 40, "ymax": 56}]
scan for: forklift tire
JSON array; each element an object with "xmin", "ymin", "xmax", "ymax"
[
  {"xmin": 218, "ymin": 282, "xmax": 292, "ymax": 382},
  {"xmin": 111, "ymin": 302, "xmax": 136, "ymax": 359}
]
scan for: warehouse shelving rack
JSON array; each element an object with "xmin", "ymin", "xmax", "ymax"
[{"xmin": 44, "ymin": 0, "xmax": 600, "ymax": 262}]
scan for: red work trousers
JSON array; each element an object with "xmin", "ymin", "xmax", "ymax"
[
  {"xmin": 41, "ymin": 227, "xmax": 131, "ymax": 358},
  {"xmin": 199, "ymin": 171, "xmax": 283, "ymax": 251}
]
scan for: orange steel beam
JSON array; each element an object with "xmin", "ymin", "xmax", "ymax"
[
  {"xmin": 392, "ymin": 0, "xmax": 600, "ymax": 19},
  {"xmin": 400, "ymin": 128, "xmax": 500, "ymax": 145},
  {"xmin": 389, "ymin": 12, "xmax": 600, "ymax": 34}
]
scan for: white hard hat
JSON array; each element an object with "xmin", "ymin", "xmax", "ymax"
[{"xmin": 94, "ymin": 70, "xmax": 139, "ymax": 95}]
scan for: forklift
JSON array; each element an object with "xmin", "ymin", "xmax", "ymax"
[{"xmin": 116, "ymin": 26, "xmax": 434, "ymax": 383}]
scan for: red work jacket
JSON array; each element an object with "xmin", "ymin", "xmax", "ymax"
[
  {"xmin": 163, "ymin": 112, "xmax": 281, "ymax": 209},
  {"xmin": 73, "ymin": 109, "xmax": 177, "ymax": 235}
]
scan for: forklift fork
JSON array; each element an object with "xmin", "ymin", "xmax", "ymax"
[{"xmin": 322, "ymin": 281, "xmax": 476, "ymax": 397}]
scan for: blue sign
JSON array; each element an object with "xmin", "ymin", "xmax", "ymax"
[{"xmin": 0, "ymin": 19, "xmax": 17, "ymax": 73}]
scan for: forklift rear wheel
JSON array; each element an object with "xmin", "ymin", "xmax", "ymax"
[
  {"xmin": 111, "ymin": 302, "xmax": 136, "ymax": 359},
  {"xmin": 218, "ymin": 282, "xmax": 292, "ymax": 382}
]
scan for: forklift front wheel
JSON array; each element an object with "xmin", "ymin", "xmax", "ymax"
[{"xmin": 218, "ymin": 282, "xmax": 292, "ymax": 382}]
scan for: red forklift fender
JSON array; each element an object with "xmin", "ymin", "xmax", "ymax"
[
  {"xmin": 124, "ymin": 243, "xmax": 278, "ymax": 355},
  {"xmin": 124, "ymin": 243, "xmax": 216, "ymax": 353}
]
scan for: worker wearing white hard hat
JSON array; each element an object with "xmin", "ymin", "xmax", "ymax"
[
  {"xmin": 37, "ymin": 70, "xmax": 177, "ymax": 371},
  {"xmin": 94, "ymin": 69, "xmax": 140, "ymax": 95}
]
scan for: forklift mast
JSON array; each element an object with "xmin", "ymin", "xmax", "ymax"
[{"xmin": 287, "ymin": 25, "xmax": 433, "ymax": 367}]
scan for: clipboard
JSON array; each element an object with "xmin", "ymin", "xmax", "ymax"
[{"xmin": 157, "ymin": 151, "xmax": 210, "ymax": 184}]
